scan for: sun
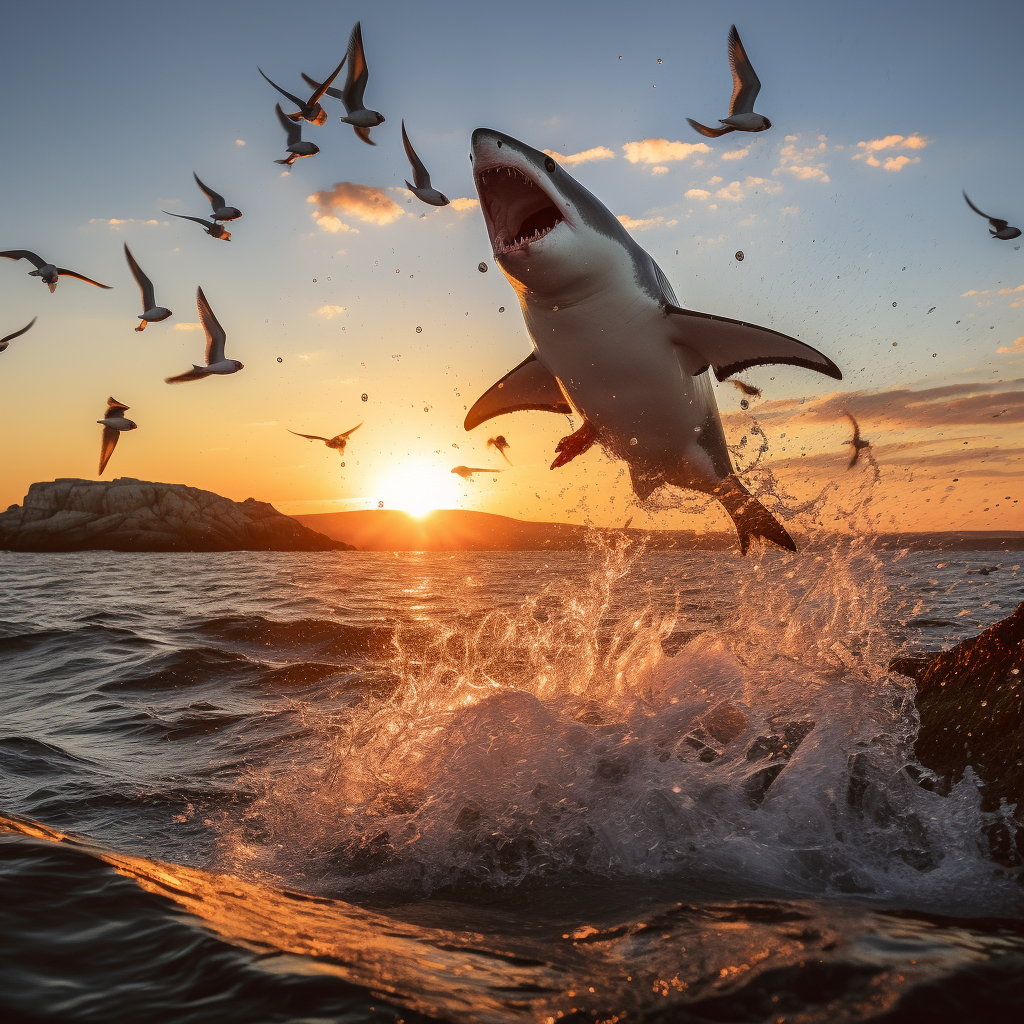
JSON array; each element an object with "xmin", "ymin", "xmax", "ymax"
[{"xmin": 376, "ymin": 462, "xmax": 461, "ymax": 518}]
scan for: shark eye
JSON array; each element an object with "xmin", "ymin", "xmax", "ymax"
[{"xmin": 544, "ymin": 158, "xmax": 556, "ymax": 173}]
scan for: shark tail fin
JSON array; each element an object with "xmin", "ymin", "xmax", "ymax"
[{"xmin": 716, "ymin": 478, "xmax": 795, "ymax": 555}]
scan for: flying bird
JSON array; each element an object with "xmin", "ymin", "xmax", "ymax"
[
  {"xmin": 258, "ymin": 53, "xmax": 346, "ymax": 126},
  {"xmin": 163, "ymin": 211, "xmax": 231, "ymax": 241},
  {"xmin": 124, "ymin": 244, "xmax": 171, "ymax": 332},
  {"xmin": 962, "ymin": 191, "xmax": 1021, "ymax": 240},
  {"xmin": 165, "ymin": 287, "xmax": 243, "ymax": 383},
  {"xmin": 687, "ymin": 25, "xmax": 771, "ymax": 138},
  {"xmin": 274, "ymin": 103, "xmax": 320, "ymax": 165},
  {"xmin": 193, "ymin": 173, "xmax": 242, "ymax": 221},
  {"xmin": 451, "ymin": 466, "xmax": 500, "ymax": 480},
  {"xmin": 303, "ymin": 22, "xmax": 384, "ymax": 145},
  {"xmin": 97, "ymin": 397, "xmax": 137, "ymax": 476},
  {"xmin": 401, "ymin": 121, "xmax": 449, "ymax": 206},
  {"xmin": 0, "ymin": 317, "xmax": 36, "ymax": 353},
  {"xmin": 486, "ymin": 435, "xmax": 511, "ymax": 463},
  {"xmin": 287, "ymin": 423, "xmax": 362, "ymax": 455},
  {"xmin": 0, "ymin": 250, "xmax": 111, "ymax": 293},
  {"xmin": 842, "ymin": 411, "xmax": 871, "ymax": 469},
  {"xmin": 466, "ymin": 129, "xmax": 844, "ymax": 554}
]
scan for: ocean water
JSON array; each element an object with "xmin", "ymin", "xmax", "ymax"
[{"xmin": 2, "ymin": 544, "xmax": 1023, "ymax": 1023}]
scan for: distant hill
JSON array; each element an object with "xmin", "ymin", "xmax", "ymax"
[{"xmin": 292, "ymin": 509, "xmax": 1024, "ymax": 553}]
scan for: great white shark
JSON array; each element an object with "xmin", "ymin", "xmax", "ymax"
[{"xmin": 465, "ymin": 128, "xmax": 842, "ymax": 554}]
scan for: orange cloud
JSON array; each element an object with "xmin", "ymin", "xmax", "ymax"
[
  {"xmin": 174, "ymin": 322, "xmax": 202, "ymax": 331},
  {"xmin": 721, "ymin": 148, "xmax": 749, "ymax": 161},
  {"xmin": 997, "ymin": 338, "xmax": 1024, "ymax": 355},
  {"xmin": 685, "ymin": 188, "xmax": 711, "ymax": 200},
  {"xmin": 306, "ymin": 183, "xmax": 405, "ymax": 227},
  {"xmin": 543, "ymin": 146, "xmax": 615, "ymax": 166},
  {"xmin": 449, "ymin": 197, "xmax": 479, "ymax": 211},
  {"xmin": 853, "ymin": 133, "xmax": 930, "ymax": 170},
  {"xmin": 313, "ymin": 305, "xmax": 346, "ymax": 319},
  {"xmin": 773, "ymin": 136, "xmax": 830, "ymax": 183},
  {"xmin": 617, "ymin": 214, "xmax": 664, "ymax": 231},
  {"xmin": 621, "ymin": 139, "xmax": 710, "ymax": 164}
]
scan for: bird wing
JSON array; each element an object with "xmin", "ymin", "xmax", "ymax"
[
  {"xmin": 342, "ymin": 21, "xmax": 369, "ymax": 112},
  {"xmin": 962, "ymin": 190, "xmax": 990, "ymax": 220},
  {"xmin": 307, "ymin": 53, "xmax": 347, "ymax": 105},
  {"xmin": 0, "ymin": 317, "xmax": 36, "ymax": 346},
  {"xmin": 123, "ymin": 243, "xmax": 155, "ymax": 311},
  {"xmin": 301, "ymin": 72, "xmax": 343, "ymax": 100},
  {"xmin": 847, "ymin": 449, "xmax": 860, "ymax": 469},
  {"xmin": 258, "ymin": 67, "xmax": 307, "ymax": 112},
  {"xmin": 164, "ymin": 211, "xmax": 215, "ymax": 229},
  {"xmin": 0, "ymin": 249, "xmax": 47, "ymax": 270},
  {"xmin": 288, "ymin": 430, "xmax": 330, "ymax": 442},
  {"xmin": 56, "ymin": 268, "xmax": 112, "ymax": 288},
  {"xmin": 339, "ymin": 421, "xmax": 363, "ymax": 439},
  {"xmin": 275, "ymin": 103, "xmax": 302, "ymax": 145},
  {"xmin": 402, "ymin": 121, "xmax": 431, "ymax": 189},
  {"xmin": 99, "ymin": 426, "xmax": 120, "ymax": 476},
  {"xmin": 686, "ymin": 118, "xmax": 734, "ymax": 139},
  {"xmin": 963, "ymin": 190, "xmax": 1008, "ymax": 229},
  {"xmin": 105, "ymin": 397, "xmax": 130, "ymax": 417},
  {"xmin": 354, "ymin": 125, "xmax": 376, "ymax": 146},
  {"xmin": 727, "ymin": 25, "xmax": 761, "ymax": 115},
  {"xmin": 842, "ymin": 410, "xmax": 861, "ymax": 445},
  {"xmin": 164, "ymin": 368, "xmax": 209, "ymax": 384},
  {"xmin": 196, "ymin": 286, "xmax": 226, "ymax": 364},
  {"xmin": 193, "ymin": 172, "xmax": 226, "ymax": 214}
]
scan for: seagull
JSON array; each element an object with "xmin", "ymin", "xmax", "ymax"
[
  {"xmin": 258, "ymin": 52, "xmax": 347, "ymax": 126},
  {"xmin": 124, "ymin": 244, "xmax": 171, "ymax": 332},
  {"xmin": 193, "ymin": 173, "xmax": 241, "ymax": 221},
  {"xmin": 274, "ymin": 103, "xmax": 320, "ymax": 165},
  {"xmin": 963, "ymin": 191, "xmax": 1021, "ymax": 240},
  {"xmin": 163, "ymin": 211, "xmax": 231, "ymax": 241},
  {"xmin": 451, "ymin": 466, "xmax": 500, "ymax": 480},
  {"xmin": 486, "ymin": 435, "xmax": 511, "ymax": 463},
  {"xmin": 0, "ymin": 250, "xmax": 111, "ymax": 293},
  {"xmin": 304, "ymin": 22, "xmax": 384, "ymax": 145},
  {"xmin": 288, "ymin": 423, "xmax": 362, "ymax": 455},
  {"xmin": 97, "ymin": 397, "xmax": 137, "ymax": 476},
  {"xmin": 0, "ymin": 317, "xmax": 36, "ymax": 353},
  {"xmin": 165, "ymin": 287, "xmax": 244, "ymax": 383},
  {"xmin": 842, "ymin": 411, "xmax": 872, "ymax": 469},
  {"xmin": 687, "ymin": 25, "xmax": 771, "ymax": 138},
  {"xmin": 401, "ymin": 121, "xmax": 449, "ymax": 206}
]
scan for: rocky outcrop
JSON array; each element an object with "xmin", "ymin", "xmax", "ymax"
[
  {"xmin": 0, "ymin": 479, "xmax": 354, "ymax": 553},
  {"xmin": 891, "ymin": 603, "xmax": 1024, "ymax": 863}
]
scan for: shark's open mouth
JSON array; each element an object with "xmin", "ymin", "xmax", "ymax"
[{"xmin": 477, "ymin": 166, "xmax": 565, "ymax": 256}]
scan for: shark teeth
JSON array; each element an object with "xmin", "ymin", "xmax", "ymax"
[{"xmin": 477, "ymin": 164, "xmax": 565, "ymax": 257}]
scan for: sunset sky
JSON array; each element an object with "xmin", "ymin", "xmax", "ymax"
[{"xmin": 0, "ymin": 0, "xmax": 1021, "ymax": 533}]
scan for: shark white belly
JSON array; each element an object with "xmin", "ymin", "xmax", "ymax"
[{"xmin": 466, "ymin": 128, "xmax": 842, "ymax": 553}]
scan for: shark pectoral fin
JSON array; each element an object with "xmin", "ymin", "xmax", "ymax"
[
  {"xmin": 628, "ymin": 464, "xmax": 663, "ymax": 501},
  {"xmin": 465, "ymin": 353, "xmax": 572, "ymax": 430},
  {"xmin": 666, "ymin": 305, "xmax": 842, "ymax": 381}
]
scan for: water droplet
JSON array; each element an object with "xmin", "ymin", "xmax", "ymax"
[
  {"xmin": 276, "ymin": 357, "xmax": 283, "ymax": 363},
  {"xmin": 478, "ymin": 262, "xmax": 488, "ymax": 273},
  {"xmin": 932, "ymin": 353, "xmax": 937, "ymax": 358},
  {"xmin": 313, "ymin": 278, "xmax": 317, "ymax": 282},
  {"xmin": 618, "ymin": 55, "xmax": 623, "ymax": 59},
  {"xmin": 892, "ymin": 342, "xmax": 898, "ymax": 346},
  {"xmin": 327, "ymin": 276, "xmax": 331, "ymax": 281},
  {"xmin": 740, "ymin": 399, "xmax": 749, "ymax": 410},
  {"xmin": 395, "ymin": 269, "xmax": 400, "ymax": 274},
  {"xmin": 657, "ymin": 58, "xmax": 663, "ymax": 64},
  {"xmin": 378, "ymin": 500, "xmax": 384, "ymax": 508},
  {"xmin": 735, "ymin": 250, "xmax": 744, "ymax": 261},
  {"xmin": 340, "ymin": 461, "xmax": 345, "ymax": 467},
  {"xmin": 629, "ymin": 437, "xmax": 638, "ymax": 446},
  {"xmin": 892, "ymin": 302, "xmax": 897, "ymax": 307},
  {"xmin": 361, "ymin": 393, "xmax": 368, "ymax": 402},
  {"xmin": 415, "ymin": 326, "xmax": 422, "ymax": 333},
  {"xmin": 452, "ymin": 443, "xmax": 459, "ymax": 449},
  {"xmin": 423, "ymin": 406, "xmax": 429, "ymax": 413},
  {"xmin": 499, "ymin": 306, "xmax": 505, "ymax": 313}
]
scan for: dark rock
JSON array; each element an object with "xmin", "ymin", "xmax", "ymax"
[
  {"xmin": 891, "ymin": 602, "xmax": 1024, "ymax": 863},
  {"xmin": 0, "ymin": 478, "xmax": 354, "ymax": 553}
]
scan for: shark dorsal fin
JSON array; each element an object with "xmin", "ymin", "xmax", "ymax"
[
  {"xmin": 665, "ymin": 304, "xmax": 842, "ymax": 381},
  {"xmin": 465, "ymin": 353, "xmax": 572, "ymax": 430}
]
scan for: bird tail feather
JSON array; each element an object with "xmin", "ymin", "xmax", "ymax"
[{"xmin": 164, "ymin": 369, "xmax": 208, "ymax": 384}]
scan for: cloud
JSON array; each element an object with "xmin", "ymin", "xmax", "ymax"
[
  {"xmin": 852, "ymin": 133, "xmax": 930, "ymax": 170},
  {"xmin": 617, "ymin": 214, "xmax": 664, "ymax": 231},
  {"xmin": 313, "ymin": 215, "xmax": 358, "ymax": 233},
  {"xmin": 685, "ymin": 188, "xmax": 711, "ymax": 200},
  {"xmin": 450, "ymin": 197, "xmax": 479, "ymax": 211},
  {"xmin": 543, "ymin": 146, "xmax": 615, "ymax": 166},
  {"xmin": 961, "ymin": 289, "xmax": 988, "ymax": 297},
  {"xmin": 707, "ymin": 176, "xmax": 723, "ymax": 185},
  {"xmin": 721, "ymin": 148, "xmax": 749, "ymax": 161},
  {"xmin": 174, "ymin": 322, "xmax": 202, "ymax": 331},
  {"xmin": 88, "ymin": 217, "xmax": 161, "ymax": 230},
  {"xmin": 781, "ymin": 205, "xmax": 800, "ymax": 216},
  {"xmin": 314, "ymin": 305, "xmax": 346, "ymax": 319},
  {"xmin": 235, "ymin": 140, "xmax": 245, "ymax": 146},
  {"xmin": 997, "ymin": 337, "xmax": 1024, "ymax": 354},
  {"xmin": 723, "ymin": 379, "xmax": 1024, "ymax": 431},
  {"xmin": 651, "ymin": 166, "xmax": 669, "ymax": 175},
  {"xmin": 715, "ymin": 181, "xmax": 744, "ymax": 202},
  {"xmin": 743, "ymin": 175, "xmax": 781, "ymax": 195},
  {"xmin": 773, "ymin": 136, "xmax": 831, "ymax": 183},
  {"xmin": 306, "ymin": 182, "xmax": 404, "ymax": 227},
  {"xmin": 621, "ymin": 139, "xmax": 710, "ymax": 165},
  {"xmin": 998, "ymin": 284, "xmax": 1024, "ymax": 295}
]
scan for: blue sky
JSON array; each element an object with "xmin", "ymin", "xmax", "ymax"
[{"xmin": 1, "ymin": 0, "xmax": 1021, "ymax": 529}]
